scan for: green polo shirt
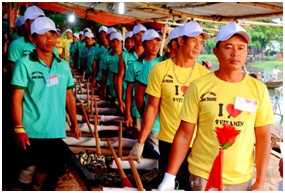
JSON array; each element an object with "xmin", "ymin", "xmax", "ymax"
[
  {"xmin": 74, "ymin": 40, "xmax": 86, "ymax": 69},
  {"xmin": 81, "ymin": 44, "xmax": 97, "ymax": 76},
  {"xmin": 11, "ymin": 50, "xmax": 75, "ymax": 139},
  {"xmin": 8, "ymin": 35, "xmax": 59, "ymax": 63},
  {"xmin": 95, "ymin": 44, "xmax": 111, "ymax": 81},
  {"xmin": 136, "ymin": 56, "xmax": 163, "ymax": 132},
  {"xmin": 101, "ymin": 52, "xmax": 119, "ymax": 98}
]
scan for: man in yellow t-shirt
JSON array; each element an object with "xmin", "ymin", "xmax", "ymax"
[
  {"xmin": 158, "ymin": 22, "xmax": 274, "ymax": 191},
  {"xmin": 55, "ymin": 28, "xmax": 64, "ymax": 59},
  {"xmin": 129, "ymin": 22, "xmax": 210, "ymax": 190},
  {"xmin": 62, "ymin": 28, "xmax": 73, "ymax": 62}
]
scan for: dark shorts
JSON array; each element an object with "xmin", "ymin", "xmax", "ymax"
[
  {"xmin": 17, "ymin": 138, "xmax": 69, "ymax": 176},
  {"xmin": 158, "ymin": 140, "xmax": 191, "ymax": 190}
]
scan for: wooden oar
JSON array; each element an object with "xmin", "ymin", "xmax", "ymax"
[{"xmin": 106, "ymin": 139, "xmax": 133, "ymax": 188}]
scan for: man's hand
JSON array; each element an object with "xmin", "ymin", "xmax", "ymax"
[
  {"xmin": 129, "ymin": 142, "xmax": 144, "ymax": 163},
  {"xmin": 158, "ymin": 173, "xmax": 176, "ymax": 191},
  {"xmin": 71, "ymin": 124, "xmax": 81, "ymax": 140},
  {"xmin": 250, "ymin": 181, "xmax": 264, "ymax": 191},
  {"xmin": 124, "ymin": 114, "xmax": 133, "ymax": 127},
  {"xmin": 119, "ymin": 100, "xmax": 125, "ymax": 114},
  {"xmin": 14, "ymin": 127, "xmax": 30, "ymax": 150}
]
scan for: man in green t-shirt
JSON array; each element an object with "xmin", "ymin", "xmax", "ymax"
[{"xmin": 11, "ymin": 17, "xmax": 81, "ymax": 191}]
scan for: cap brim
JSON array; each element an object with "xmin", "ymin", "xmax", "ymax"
[
  {"xmin": 184, "ymin": 31, "xmax": 210, "ymax": 40},
  {"xmin": 143, "ymin": 36, "xmax": 162, "ymax": 42},
  {"xmin": 35, "ymin": 28, "xmax": 57, "ymax": 35}
]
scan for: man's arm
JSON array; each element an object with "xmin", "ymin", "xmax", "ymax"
[
  {"xmin": 166, "ymin": 120, "xmax": 196, "ymax": 175},
  {"xmin": 134, "ymin": 82, "xmax": 146, "ymax": 116},
  {"xmin": 250, "ymin": 125, "xmax": 271, "ymax": 190},
  {"xmin": 124, "ymin": 82, "xmax": 134, "ymax": 127},
  {"xmin": 12, "ymin": 89, "xmax": 25, "ymax": 128},
  {"xmin": 137, "ymin": 95, "xmax": 160, "ymax": 145},
  {"xmin": 12, "ymin": 88, "xmax": 30, "ymax": 150},
  {"xmin": 117, "ymin": 54, "xmax": 125, "ymax": 112},
  {"xmin": 91, "ymin": 60, "xmax": 98, "ymax": 88},
  {"xmin": 66, "ymin": 89, "xmax": 81, "ymax": 139}
]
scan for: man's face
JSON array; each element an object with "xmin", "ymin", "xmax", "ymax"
[
  {"xmin": 99, "ymin": 31, "xmax": 107, "ymax": 40},
  {"xmin": 73, "ymin": 36, "xmax": 79, "ymax": 43},
  {"xmin": 85, "ymin": 37, "xmax": 93, "ymax": 46},
  {"xmin": 133, "ymin": 31, "xmax": 144, "ymax": 46},
  {"xmin": 33, "ymin": 31, "xmax": 57, "ymax": 53},
  {"xmin": 111, "ymin": 39, "xmax": 122, "ymax": 52},
  {"xmin": 143, "ymin": 38, "xmax": 161, "ymax": 56},
  {"xmin": 179, "ymin": 34, "xmax": 204, "ymax": 60},
  {"xmin": 213, "ymin": 35, "xmax": 248, "ymax": 72},
  {"xmin": 66, "ymin": 32, "xmax": 73, "ymax": 39},
  {"xmin": 124, "ymin": 37, "xmax": 134, "ymax": 50}
]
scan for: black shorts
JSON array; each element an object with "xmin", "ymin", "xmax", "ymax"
[{"xmin": 17, "ymin": 138, "xmax": 69, "ymax": 176}]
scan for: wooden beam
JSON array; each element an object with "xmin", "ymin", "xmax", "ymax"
[
  {"xmin": 238, "ymin": 2, "xmax": 283, "ymax": 11},
  {"xmin": 170, "ymin": 2, "xmax": 223, "ymax": 9}
]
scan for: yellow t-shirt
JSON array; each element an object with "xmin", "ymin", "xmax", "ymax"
[
  {"xmin": 62, "ymin": 38, "xmax": 73, "ymax": 61},
  {"xmin": 180, "ymin": 72, "xmax": 275, "ymax": 184},
  {"xmin": 56, "ymin": 37, "xmax": 64, "ymax": 55},
  {"xmin": 146, "ymin": 58, "xmax": 209, "ymax": 145}
]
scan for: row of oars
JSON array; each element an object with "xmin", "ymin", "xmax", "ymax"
[{"xmin": 71, "ymin": 69, "xmax": 145, "ymax": 190}]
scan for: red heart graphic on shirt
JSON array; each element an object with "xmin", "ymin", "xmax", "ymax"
[
  {"xmin": 226, "ymin": 104, "xmax": 242, "ymax": 118},
  {"xmin": 181, "ymin": 86, "xmax": 188, "ymax": 94}
]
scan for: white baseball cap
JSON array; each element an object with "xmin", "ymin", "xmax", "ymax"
[
  {"xmin": 15, "ymin": 16, "xmax": 25, "ymax": 28},
  {"xmin": 132, "ymin": 24, "xmax": 147, "ymax": 35},
  {"xmin": 31, "ymin": 17, "xmax": 56, "ymax": 35},
  {"xmin": 84, "ymin": 31, "xmax": 94, "ymax": 38},
  {"xmin": 110, "ymin": 32, "xmax": 123, "ymax": 41},
  {"xmin": 73, "ymin": 33, "xmax": 79, "ymax": 39},
  {"xmin": 215, "ymin": 22, "xmax": 251, "ymax": 46},
  {"xmin": 107, "ymin": 27, "xmax": 117, "ymax": 35},
  {"xmin": 98, "ymin": 26, "xmax": 108, "ymax": 33},
  {"xmin": 169, "ymin": 26, "xmax": 182, "ymax": 41},
  {"xmin": 84, "ymin": 27, "xmax": 91, "ymax": 33},
  {"xmin": 24, "ymin": 5, "xmax": 45, "ymax": 22},
  {"xmin": 66, "ymin": 29, "xmax": 72, "ymax": 33},
  {"xmin": 142, "ymin": 29, "xmax": 161, "ymax": 42},
  {"xmin": 179, "ymin": 22, "xmax": 209, "ymax": 40},
  {"xmin": 125, "ymin": 31, "xmax": 133, "ymax": 39},
  {"xmin": 79, "ymin": 31, "xmax": 84, "ymax": 36}
]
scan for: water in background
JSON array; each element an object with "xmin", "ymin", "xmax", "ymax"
[{"xmin": 268, "ymin": 86, "xmax": 283, "ymax": 126}]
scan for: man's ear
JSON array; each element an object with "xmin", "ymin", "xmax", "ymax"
[
  {"xmin": 30, "ymin": 34, "xmax": 37, "ymax": 45},
  {"xmin": 172, "ymin": 41, "xmax": 178, "ymax": 49},
  {"xmin": 177, "ymin": 36, "xmax": 184, "ymax": 46},
  {"xmin": 213, "ymin": 47, "xmax": 218, "ymax": 57}
]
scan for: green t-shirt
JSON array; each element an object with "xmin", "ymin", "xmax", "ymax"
[
  {"xmin": 101, "ymin": 52, "xmax": 119, "ymax": 98},
  {"xmin": 11, "ymin": 50, "xmax": 75, "ymax": 138},
  {"xmin": 81, "ymin": 44, "xmax": 97, "ymax": 75},
  {"xmin": 136, "ymin": 56, "xmax": 163, "ymax": 132},
  {"xmin": 95, "ymin": 44, "xmax": 111, "ymax": 81}
]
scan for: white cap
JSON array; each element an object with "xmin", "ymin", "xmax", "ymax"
[
  {"xmin": 66, "ymin": 29, "xmax": 72, "ymax": 33},
  {"xmin": 99, "ymin": 26, "xmax": 108, "ymax": 33},
  {"xmin": 107, "ymin": 27, "xmax": 117, "ymax": 35},
  {"xmin": 125, "ymin": 31, "xmax": 133, "ymax": 39},
  {"xmin": 56, "ymin": 28, "xmax": 61, "ymax": 32},
  {"xmin": 15, "ymin": 16, "xmax": 25, "ymax": 28},
  {"xmin": 84, "ymin": 31, "xmax": 94, "ymax": 38},
  {"xmin": 132, "ymin": 24, "xmax": 147, "ymax": 35},
  {"xmin": 110, "ymin": 32, "xmax": 123, "ymax": 41},
  {"xmin": 215, "ymin": 22, "xmax": 251, "ymax": 46},
  {"xmin": 73, "ymin": 33, "xmax": 79, "ymax": 39},
  {"xmin": 83, "ymin": 27, "xmax": 91, "ymax": 33},
  {"xmin": 24, "ymin": 5, "xmax": 45, "ymax": 22},
  {"xmin": 31, "ymin": 17, "xmax": 56, "ymax": 35},
  {"xmin": 142, "ymin": 29, "xmax": 161, "ymax": 42},
  {"xmin": 79, "ymin": 31, "xmax": 84, "ymax": 36},
  {"xmin": 179, "ymin": 22, "xmax": 209, "ymax": 40},
  {"xmin": 169, "ymin": 26, "xmax": 181, "ymax": 41}
]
